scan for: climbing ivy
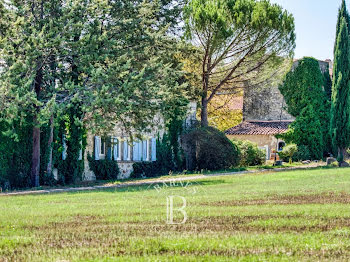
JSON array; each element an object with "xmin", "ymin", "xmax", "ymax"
[
  {"xmin": 0, "ymin": 117, "xmax": 32, "ymax": 189},
  {"xmin": 53, "ymin": 104, "xmax": 86, "ymax": 185}
]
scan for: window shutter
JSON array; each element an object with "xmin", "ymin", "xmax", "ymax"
[
  {"xmin": 62, "ymin": 135, "xmax": 67, "ymax": 160},
  {"xmin": 138, "ymin": 141, "xmax": 142, "ymax": 161},
  {"xmin": 113, "ymin": 137, "xmax": 119, "ymax": 161},
  {"xmin": 151, "ymin": 138, "xmax": 156, "ymax": 161},
  {"xmin": 133, "ymin": 141, "xmax": 138, "ymax": 161},
  {"xmin": 142, "ymin": 140, "xmax": 148, "ymax": 161},
  {"xmin": 123, "ymin": 140, "xmax": 129, "ymax": 160},
  {"xmin": 106, "ymin": 137, "xmax": 112, "ymax": 160},
  {"xmin": 79, "ymin": 140, "xmax": 83, "ymax": 161},
  {"xmin": 94, "ymin": 136, "xmax": 100, "ymax": 160}
]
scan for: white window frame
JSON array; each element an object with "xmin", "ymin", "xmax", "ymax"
[
  {"xmin": 259, "ymin": 145, "xmax": 269, "ymax": 160},
  {"xmin": 96, "ymin": 136, "xmax": 106, "ymax": 159}
]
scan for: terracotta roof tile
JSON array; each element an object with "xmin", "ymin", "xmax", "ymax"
[{"xmin": 225, "ymin": 121, "xmax": 293, "ymax": 135}]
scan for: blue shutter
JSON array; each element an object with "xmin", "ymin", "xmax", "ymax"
[
  {"xmin": 78, "ymin": 140, "xmax": 83, "ymax": 160},
  {"xmin": 142, "ymin": 140, "xmax": 148, "ymax": 161},
  {"xmin": 62, "ymin": 135, "xmax": 67, "ymax": 160},
  {"xmin": 106, "ymin": 137, "xmax": 112, "ymax": 160},
  {"xmin": 94, "ymin": 136, "xmax": 100, "ymax": 160},
  {"xmin": 113, "ymin": 137, "xmax": 119, "ymax": 161},
  {"xmin": 151, "ymin": 138, "xmax": 156, "ymax": 161},
  {"xmin": 138, "ymin": 141, "xmax": 142, "ymax": 161},
  {"xmin": 133, "ymin": 141, "xmax": 138, "ymax": 161},
  {"xmin": 123, "ymin": 140, "xmax": 128, "ymax": 160}
]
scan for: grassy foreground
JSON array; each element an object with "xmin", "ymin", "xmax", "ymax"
[{"xmin": 1, "ymin": 168, "xmax": 350, "ymax": 261}]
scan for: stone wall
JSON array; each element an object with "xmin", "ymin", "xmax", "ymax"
[
  {"xmin": 243, "ymin": 83, "xmax": 294, "ymax": 121},
  {"xmin": 243, "ymin": 59, "xmax": 331, "ymax": 122}
]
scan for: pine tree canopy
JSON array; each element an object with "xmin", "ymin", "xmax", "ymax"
[{"xmin": 184, "ymin": 0, "xmax": 295, "ymax": 127}]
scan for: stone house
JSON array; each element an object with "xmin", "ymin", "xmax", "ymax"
[
  {"xmin": 225, "ymin": 59, "xmax": 332, "ymax": 160},
  {"xmin": 79, "ymin": 102, "xmax": 197, "ymax": 181}
]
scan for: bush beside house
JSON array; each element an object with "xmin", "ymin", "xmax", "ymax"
[
  {"xmin": 232, "ymin": 140, "xmax": 266, "ymax": 167},
  {"xmin": 87, "ymin": 155, "xmax": 120, "ymax": 180},
  {"xmin": 182, "ymin": 127, "xmax": 240, "ymax": 171}
]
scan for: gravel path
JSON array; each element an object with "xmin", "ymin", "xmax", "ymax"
[{"xmin": 0, "ymin": 163, "xmax": 326, "ymax": 197}]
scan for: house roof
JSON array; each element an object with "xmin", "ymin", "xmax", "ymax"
[{"xmin": 225, "ymin": 120, "xmax": 293, "ymax": 136}]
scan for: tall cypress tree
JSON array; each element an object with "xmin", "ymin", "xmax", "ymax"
[
  {"xmin": 331, "ymin": 17, "xmax": 350, "ymax": 163},
  {"xmin": 335, "ymin": 0, "xmax": 350, "ymax": 52}
]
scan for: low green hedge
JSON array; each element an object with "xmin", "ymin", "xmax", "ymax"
[
  {"xmin": 87, "ymin": 154, "xmax": 120, "ymax": 180},
  {"xmin": 131, "ymin": 162, "xmax": 161, "ymax": 179}
]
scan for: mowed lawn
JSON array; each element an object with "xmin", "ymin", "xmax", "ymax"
[{"xmin": 2, "ymin": 168, "xmax": 350, "ymax": 261}]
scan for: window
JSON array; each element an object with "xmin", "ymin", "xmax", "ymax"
[
  {"xmin": 142, "ymin": 140, "xmax": 149, "ymax": 161},
  {"xmin": 123, "ymin": 140, "xmax": 131, "ymax": 161},
  {"xmin": 79, "ymin": 140, "xmax": 83, "ymax": 161},
  {"xmin": 100, "ymin": 138, "xmax": 105, "ymax": 155},
  {"xmin": 62, "ymin": 135, "xmax": 67, "ymax": 160},
  {"xmin": 259, "ymin": 145, "xmax": 269, "ymax": 160},
  {"xmin": 113, "ymin": 137, "xmax": 122, "ymax": 161},
  {"xmin": 151, "ymin": 138, "xmax": 156, "ymax": 161},
  {"xmin": 94, "ymin": 136, "xmax": 106, "ymax": 160},
  {"xmin": 278, "ymin": 141, "xmax": 286, "ymax": 152}
]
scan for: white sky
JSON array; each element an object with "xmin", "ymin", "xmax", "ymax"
[{"xmin": 270, "ymin": 0, "xmax": 343, "ymax": 61}]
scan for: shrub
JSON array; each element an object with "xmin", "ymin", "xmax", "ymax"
[
  {"xmin": 182, "ymin": 127, "xmax": 239, "ymax": 171},
  {"xmin": 87, "ymin": 155, "xmax": 120, "ymax": 180},
  {"xmin": 232, "ymin": 140, "xmax": 266, "ymax": 166},
  {"xmin": 131, "ymin": 162, "xmax": 161, "ymax": 179},
  {"xmin": 281, "ymin": 144, "xmax": 298, "ymax": 164}
]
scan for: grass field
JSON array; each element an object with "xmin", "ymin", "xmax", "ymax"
[{"xmin": 1, "ymin": 167, "xmax": 350, "ymax": 261}]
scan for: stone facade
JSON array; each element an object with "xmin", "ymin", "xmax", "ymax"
[
  {"xmin": 243, "ymin": 83, "xmax": 294, "ymax": 121},
  {"xmin": 243, "ymin": 59, "xmax": 332, "ymax": 122}
]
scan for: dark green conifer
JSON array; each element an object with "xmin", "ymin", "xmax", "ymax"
[{"xmin": 331, "ymin": 17, "xmax": 350, "ymax": 162}]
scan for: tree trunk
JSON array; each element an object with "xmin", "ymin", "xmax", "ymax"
[
  {"xmin": 338, "ymin": 147, "xmax": 346, "ymax": 166},
  {"xmin": 46, "ymin": 115, "xmax": 54, "ymax": 176},
  {"xmin": 31, "ymin": 117, "xmax": 40, "ymax": 187},
  {"xmin": 31, "ymin": 60, "xmax": 43, "ymax": 187},
  {"xmin": 201, "ymin": 98, "xmax": 209, "ymax": 127}
]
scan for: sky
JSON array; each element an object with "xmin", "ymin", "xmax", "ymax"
[{"xmin": 270, "ymin": 0, "xmax": 344, "ymax": 61}]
